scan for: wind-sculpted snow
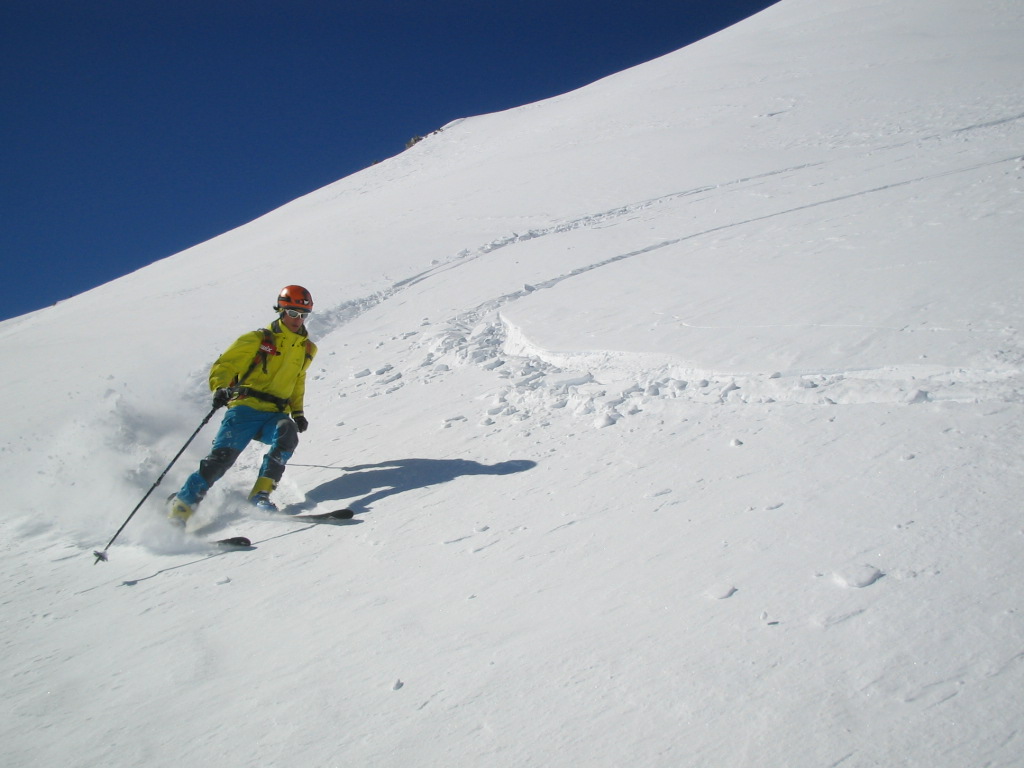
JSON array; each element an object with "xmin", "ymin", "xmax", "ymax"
[
  {"xmin": 303, "ymin": 107, "xmax": 1024, "ymax": 424},
  {"xmin": 338, "ymin": 296, "xmax": 1024, "ymax": 442},
  {"xmin": 307, "ymin": 162, "xmax": 1024, "ymax": 429}
]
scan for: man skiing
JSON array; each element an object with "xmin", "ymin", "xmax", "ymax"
[{"xmin": 168, "ymin": 285, "xmax": 317, "ymax": 523}]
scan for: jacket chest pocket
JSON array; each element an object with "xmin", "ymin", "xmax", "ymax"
[{"xmin": 280, "ymin": 343, "xmax": 305, "ymax": 375}]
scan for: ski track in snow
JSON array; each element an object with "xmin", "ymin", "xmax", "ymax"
[
  {"xmin": 320, "ymin": 274, "xmax": 1022, "ymax": 437},
  {"xmin": 305, "ymin": 137, "xmax": 1024, "ymax": 428},
  {"xmin": 323, "ymin": 302, "xmax": 1022, "ymax": 434}
]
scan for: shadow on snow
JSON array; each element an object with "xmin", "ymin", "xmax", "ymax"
[{"xmin": 297, "ymin": 457, "xmax": 537, "ymax": 513}]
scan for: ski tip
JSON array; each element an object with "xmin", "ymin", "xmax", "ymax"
[
  {"xmin": 93, "ymin": 550, "xmax": 109, "ymax": 564},
  {"xmin": 215, "ymin": 536, "xmax": 253, "ymax": 548}
]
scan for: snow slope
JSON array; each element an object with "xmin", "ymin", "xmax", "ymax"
[{"xmin": 2, "ymin": 0, "xmax": 1023, "ymax": 765}]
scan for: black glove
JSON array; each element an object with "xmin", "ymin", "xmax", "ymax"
[
  {"xmin": 293, "ymin": 413, "xmax": 309, "ymax": 433},
  {"xmin": 212, "ymin": 387, "xmax": 234, "ymax": 409}
]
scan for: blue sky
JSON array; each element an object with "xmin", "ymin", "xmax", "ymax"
[{"xmin": 1, "ymin": 0, "xmax": 776, "ymax": 321}]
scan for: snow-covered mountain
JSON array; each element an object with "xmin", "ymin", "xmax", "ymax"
[{"xmin": 3, "ymin": 0, "xmax": 1022, "ymax": 765}]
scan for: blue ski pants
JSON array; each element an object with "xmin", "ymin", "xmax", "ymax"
[{"xmin": 177, "ymin": 405, "xmax": 299, "ymax": 505}]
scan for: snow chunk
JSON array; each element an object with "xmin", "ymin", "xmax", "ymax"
[
  {"xmin": 705, "ymin": 584, "xmax": 738, "ymax": 600},
  {"xmin": 906, "ymin": 389, "xmax": 931, "ymax": 404},
  {"xmin": 833, "ymin": 564, "xmax": 884, "ymax": 589}
]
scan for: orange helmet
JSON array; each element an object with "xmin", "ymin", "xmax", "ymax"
[{"xmin": 276, "ymin": 285, "xmax": 313, "ymax": 312}]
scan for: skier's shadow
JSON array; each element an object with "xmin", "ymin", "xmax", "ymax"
[{"xmin": 297, "ymin": 457, "xmax": 537, "ymax": 513}]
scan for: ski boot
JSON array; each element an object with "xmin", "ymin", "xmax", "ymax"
[
  {"xmin": 248, "ymin": 477, "xmax": 279, "ymax": 512},
  {"xmin": 167, "ymin": 495, "xmax": 195, "ymax": 527}
]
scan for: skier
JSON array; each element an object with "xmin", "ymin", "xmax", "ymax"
[{"xmin": 168, "ymin": 285, "xmax": 317, "ymax": 523}]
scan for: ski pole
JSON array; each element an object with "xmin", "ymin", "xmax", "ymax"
[{"xmin": 93, "ymin": 404, "xmax": 220, "ymax": 564}]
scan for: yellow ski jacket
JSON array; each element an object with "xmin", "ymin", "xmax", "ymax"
[{"xmin": 209, "ymin": 318, "xmax": 317, "ymax": 414}]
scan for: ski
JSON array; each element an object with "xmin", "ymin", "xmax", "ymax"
[
  {"xmin": 289, "ymin": 509, "xmax": 356, "ymax": 522},
  {"xmin": 304, "ymin": 509, "xmax": 355, "ymax": 520},
  {"xmin": 214, "ymin": 536, "xmax": 253, "ymax": 548}
]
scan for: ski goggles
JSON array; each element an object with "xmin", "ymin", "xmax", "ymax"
[{"xmin": 280, "ymin": 308, "xmax": 311, "ymax": 318}]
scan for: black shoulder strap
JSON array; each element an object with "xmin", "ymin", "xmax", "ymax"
[{"xmin": 239, "ymin": 328, "xmax": 277, "ymax": 384}]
